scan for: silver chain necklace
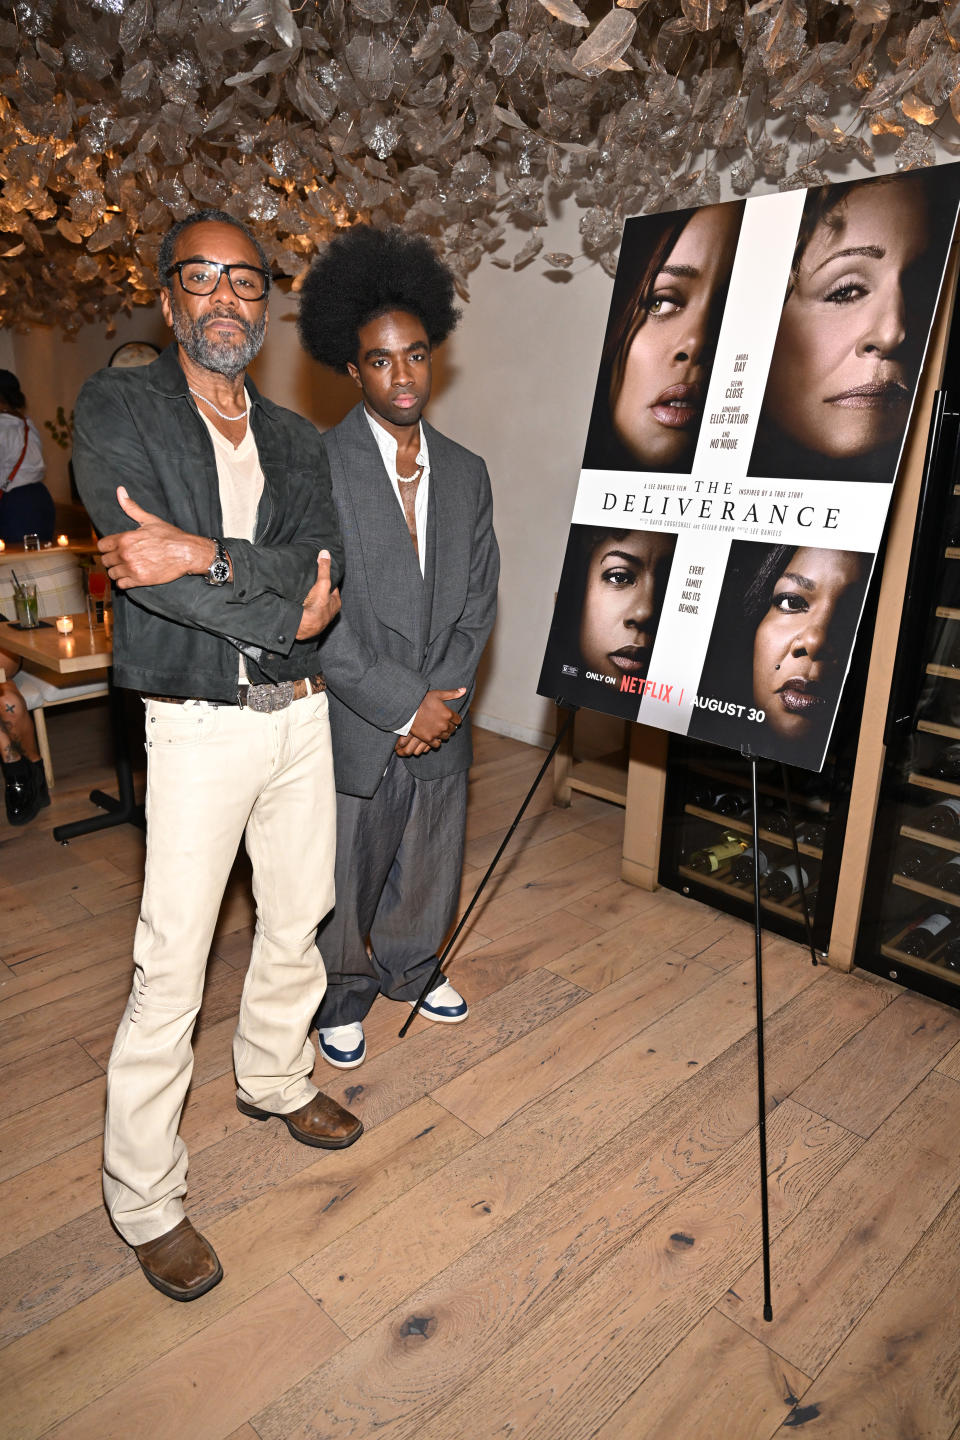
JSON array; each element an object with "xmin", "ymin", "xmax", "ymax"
[{"xmin": 188, "ymin": 384, "xmax": 248, "ymax": 422}]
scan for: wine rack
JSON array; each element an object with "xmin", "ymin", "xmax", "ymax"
[
  {"xmin": 857, "ymin": 452, "xmax": 960, "ymax": 1007},
  {"xmin": 658, "ymin": 742, "xmax": 836, "ymax": 951}
]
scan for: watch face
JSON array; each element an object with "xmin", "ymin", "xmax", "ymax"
[
  {"xmin": 108, "ymin": 341, "xmax": 161, "ymax": 369},
  {"xmin": 209, "ymin": 559, "xmax": 230, "ymax": 585}
]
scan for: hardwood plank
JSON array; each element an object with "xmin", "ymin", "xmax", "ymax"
[
  {"xmin": 70, "ymin": 874, "xmax": 145, "ymax": 918},
  {"xmin": 41, "ymin": 1275, "xmax": 346, "ymax": 1440},
  {"xmin": 432, "ymin": 951, "xmax": 715, "ymax": 1135},
  {"xmin": 671, "ymin": 912, "xmax": 751, "ymax": 963},
  {"xmin": 693, "ymin": 923, "xmax": 766, "ymax": 973},
  {"xmin": 1, "ymin": 900, "xmax": 140, "ymax": 972},
  {"xmin": 210, "ymin": 922, "xmax": 255, "ymax": 971},
  {"xmin": 771, "ymin": 1186, "xmax": 960, "ymax": 1438},
  {"xmin": 791, "ymin": 989, "xmax": 960, "ymax": 1136},
  {"xmin": 0, "ymin": 951, "xmax": 134, "ymax": 1019},
  {"xmin": 936, "ymin": 1035, "xmax": 960, "ymax": 1083},
  {"xmin": 463, "ymin": 839, "xmax": 624, "ymax": 941},
  {"xmin": 545, "ymin": 894, "xmax": 737, "ymax": 992},
  {"xmin": 464, "ymin": 768, "xmax": 555, "ymax": 845},
  {"xmin": 0, "ymin": 895, "xmax": 94, "ymax": 959},
  {"xmin": 348, "ymin": 908, "xmax": 599, "ymax": 1070},
  {"xmin": 0, "ymin": 1072, "xmax": 106, "ymax": 1184},
  {"xmin": 591, "ymin": 1308, "xmax": 812, "ymax": 1440},
  {"xmin": 2, "ymin": 1058, "xmax": 426, "ymax": 1344},
  {"xmin": 719, "ymin": 1071, "xmax": 960, "ymax": 1376},
  {"xmin": 0, "ymin": 1069, "xmax": 247, "ymax": 1263},
  {"xmin": 461, "ymin": 826, "xmax": 610, "ymax": 905},
  {"xmin": 462, "ymin": 791, "xmax": 611, "ymax": 870},
  {"xmin": 266, "ymin": 1100, "xmax": 855, "ymax": 1440},
  {"xmin": 409, "ymin": 1101, "xmax": 852, "ymax": 1440},
  {"xmin": 0, "ymin": 1099, "xmax": 472, "ymax": 1437},
  {"xmin": 0, "ymin": 1036, "xmax": 102, "ymax": 1119},
  {"xmin": 287, "ymin": 964, "xmax": 877, "ymax": 1353},
  {"xmin": 304, "ymin": 967, "xmax": 588, "ymax": 1137}
]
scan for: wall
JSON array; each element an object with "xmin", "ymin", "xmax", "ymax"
[{"xmin": 3, "ymin": 203, "xmax": 614, "ymax": 748}]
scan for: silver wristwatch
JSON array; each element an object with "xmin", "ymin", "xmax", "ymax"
[{"xmin": 204, "ymin": 538, "xmax": 230, "ymax": 586}]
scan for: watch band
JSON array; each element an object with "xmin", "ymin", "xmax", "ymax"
[{"xmin": 203, "ymin": 538, "xmax": 230, "ymax": 586}]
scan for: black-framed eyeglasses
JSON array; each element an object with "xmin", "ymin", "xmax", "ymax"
[{"xmin": 167, "ymin": 260, "xmax": 270, "ymax": 301}]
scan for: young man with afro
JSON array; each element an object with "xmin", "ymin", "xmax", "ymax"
[{"xmin": 297, "ymin": 226, "xmax": 499, "ymax": 1068}]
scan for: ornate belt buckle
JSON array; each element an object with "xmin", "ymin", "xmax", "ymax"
[{"xmin": 244, "ymin": 680, "xmax": 295, "ymax": 712}]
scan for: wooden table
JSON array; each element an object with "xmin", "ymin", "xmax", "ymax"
[
  {"xmin": 0, "ymin": 612, "xmax": 111, "ymax": 675},
  {"xmin": 0, "ymin": 613, "xmax": 143, "ymax": 842},
  {"xmin": 0, "ymin": 540, "xmax": 100, "ymax": 559}
]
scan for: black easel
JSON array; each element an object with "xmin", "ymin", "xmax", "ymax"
[
  {"xmin": 745, "ymin": 747, "xmax": 774, "ymax": 1322},
  {"xmin": 400, "ymin": 705, "xmax": 577, "ymax": 1038}
]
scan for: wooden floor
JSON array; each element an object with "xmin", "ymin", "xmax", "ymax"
[{"xmin": 2, "ymin": 706, "xmax": 960, "ymax": 1440}]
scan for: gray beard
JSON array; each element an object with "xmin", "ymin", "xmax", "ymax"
[{"xmin": 171, "ymin": 305, "xmax": 266, "ymax": 379}]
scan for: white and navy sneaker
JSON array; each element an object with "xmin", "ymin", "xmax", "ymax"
[
  {"xmin": 410, "ymin": 980, "xmax": 469, "ymax": 1023},
  {"xmin": 318, "ymin": 1022, "xmax": 366, "ymax": 1069}
]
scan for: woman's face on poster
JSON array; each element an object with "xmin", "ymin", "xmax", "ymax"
[
  {"xmin": 610, "ymin": 205, "xmax": 741, "ymax": 471},
  {"xmin": 762, "ymin": 185, "xmax": 929, "ymax": 465},
  {"xmin": 579, "ymin": 530, "xmax": 675, "ymax": 683},
  {"xmin": 752, "ymin": 547, "xmax": 865, "ymax": 748}
]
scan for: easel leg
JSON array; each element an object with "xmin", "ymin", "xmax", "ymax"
[
  {"xmin": 750, "ymin": 755, "xmax": 774, "ymax": 1323},
  {"xmin": 400, "ymin": 705, "xmax": 578, "ymax": 1037}
]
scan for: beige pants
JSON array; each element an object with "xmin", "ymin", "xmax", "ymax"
[{"xmin": 103, "ymin": 690, "xmax": 336, "ymax": 1245}]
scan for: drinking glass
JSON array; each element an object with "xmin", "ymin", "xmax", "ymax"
[
  {"xmin": 87, "ymin": 569, "xmax": 108, "ymax": 625},
  {"xmin": 14, "ymin": 584, "xmax": 39, "ymax": 628},
  {"xmin": 22, "ymin": 534, "xmax": 40, "ymax": 551}
]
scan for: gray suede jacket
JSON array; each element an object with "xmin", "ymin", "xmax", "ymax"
[{"xmin": 72, "ymin": 344, "xmax": 343, "ymax": 701}]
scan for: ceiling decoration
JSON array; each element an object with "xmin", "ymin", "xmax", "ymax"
[{"xmin": 1, "ymin": 0, "xmax": 958, "ymax": 330}]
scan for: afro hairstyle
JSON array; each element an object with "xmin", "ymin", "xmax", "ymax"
[{"xmin": 297, "ymin": 226, "xmax": 461, "ymax": 373}]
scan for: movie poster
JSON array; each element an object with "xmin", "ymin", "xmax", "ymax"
[{"xmin": 538, "ymin": 166, "xmax": 960, "ymax": 772}]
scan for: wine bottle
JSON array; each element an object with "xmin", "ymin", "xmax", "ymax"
[
  {"xmin": 894, "ymin": 843, "xmax": 941, "ymax": 881},
  {"xmin": 731, "ymin": 845, "xmax": 772, "ymax": 885},
  {"xmin": 924, "ymin": 798, "xmax": 960, "ymax": 836},
  {"xmin": 934, "ymin": 744, "xmax": 960, "ymax": 782},
  {"xmin": 713, "ymin": 791, "xmax": 750, "ymax": 817},
  {"xmin": 899, "ymin": 911, "xmax": 955, "ymax": 958},
  {"xmin": 795, "ymin": 819, "xmax": 828, "ymax": 849},
  {"xmin": 766, "ymin": 859, "xmax": 820, "ymax": 903},
  {"xmin": 935, "ymin": 854, "xmax": 960, "ymax": 894},
  {"xmin": 760, "ymin": 805, "xmax": 792, "ymax": 837},
  {"xmin": 939, "ymin": 938, "xmax": 960, "ymax": 972},
  {"xmin": 687, "ymin": 831, "xmax": 748, "ymax": 875}
]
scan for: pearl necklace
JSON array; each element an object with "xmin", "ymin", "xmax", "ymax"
[{"xmin": 188, "ymin": 384, "xmax": 248, "ymax": 422}]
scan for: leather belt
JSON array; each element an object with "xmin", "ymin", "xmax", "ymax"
[{"xmin": 143, "ymin": 674, "xmax": 325, "ymax": 712}]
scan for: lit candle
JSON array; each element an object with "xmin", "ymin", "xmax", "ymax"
[
  {"xmin": 56, "ymin": 615, "xmax": 74, "ymax": 635},
  {"xmin": 0, "ymin": 539, "xmax": 5, "ymax": 552},
  {"xmin": 57, "ymin": 534, "xmax": 69, "ymax": 547}
]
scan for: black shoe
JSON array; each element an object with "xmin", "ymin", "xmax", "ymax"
[{"xmin": 2, "ymin": 758, "xmax": 50, "ymax": 826}]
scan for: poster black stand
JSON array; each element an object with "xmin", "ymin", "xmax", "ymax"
[
  {"xmin": 400, "ymin": 704, "xmax": 578, "ymax": 1039},
  {"xmin": 744, "ymin": 745, "xmax": 774, "ymax": 1322}
]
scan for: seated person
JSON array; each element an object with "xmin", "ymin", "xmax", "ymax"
[{"xmin": 0, "ymin": 551, "xmax": 105, "ymax": 825}]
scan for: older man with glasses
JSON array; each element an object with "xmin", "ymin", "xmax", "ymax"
[{"xmin": 72, "ymin": 209, "xmax": 362, "ymax": 1303}]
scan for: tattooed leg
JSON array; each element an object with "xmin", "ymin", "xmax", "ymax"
[{"xmin": 0, "ymin": 683, "xmax": 40, "ymax": 763}]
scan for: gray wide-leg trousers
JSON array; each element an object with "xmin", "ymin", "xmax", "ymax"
[{"xmin": 315, "ymin": 755, "xmax": 468, "ymax": 1027}]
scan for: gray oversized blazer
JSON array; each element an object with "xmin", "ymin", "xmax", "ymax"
[{"xmin": 317, "ymin": 403, "xmax": 499, "ymax": 798}]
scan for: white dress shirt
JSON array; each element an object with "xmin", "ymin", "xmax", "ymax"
[
  {"xmin": 0, "ymin": 415, "xmax": 45, "ymax": 493},
  {"xmin": 364, "ymin": 407, "xmax": 431, "ymax": 736}
]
